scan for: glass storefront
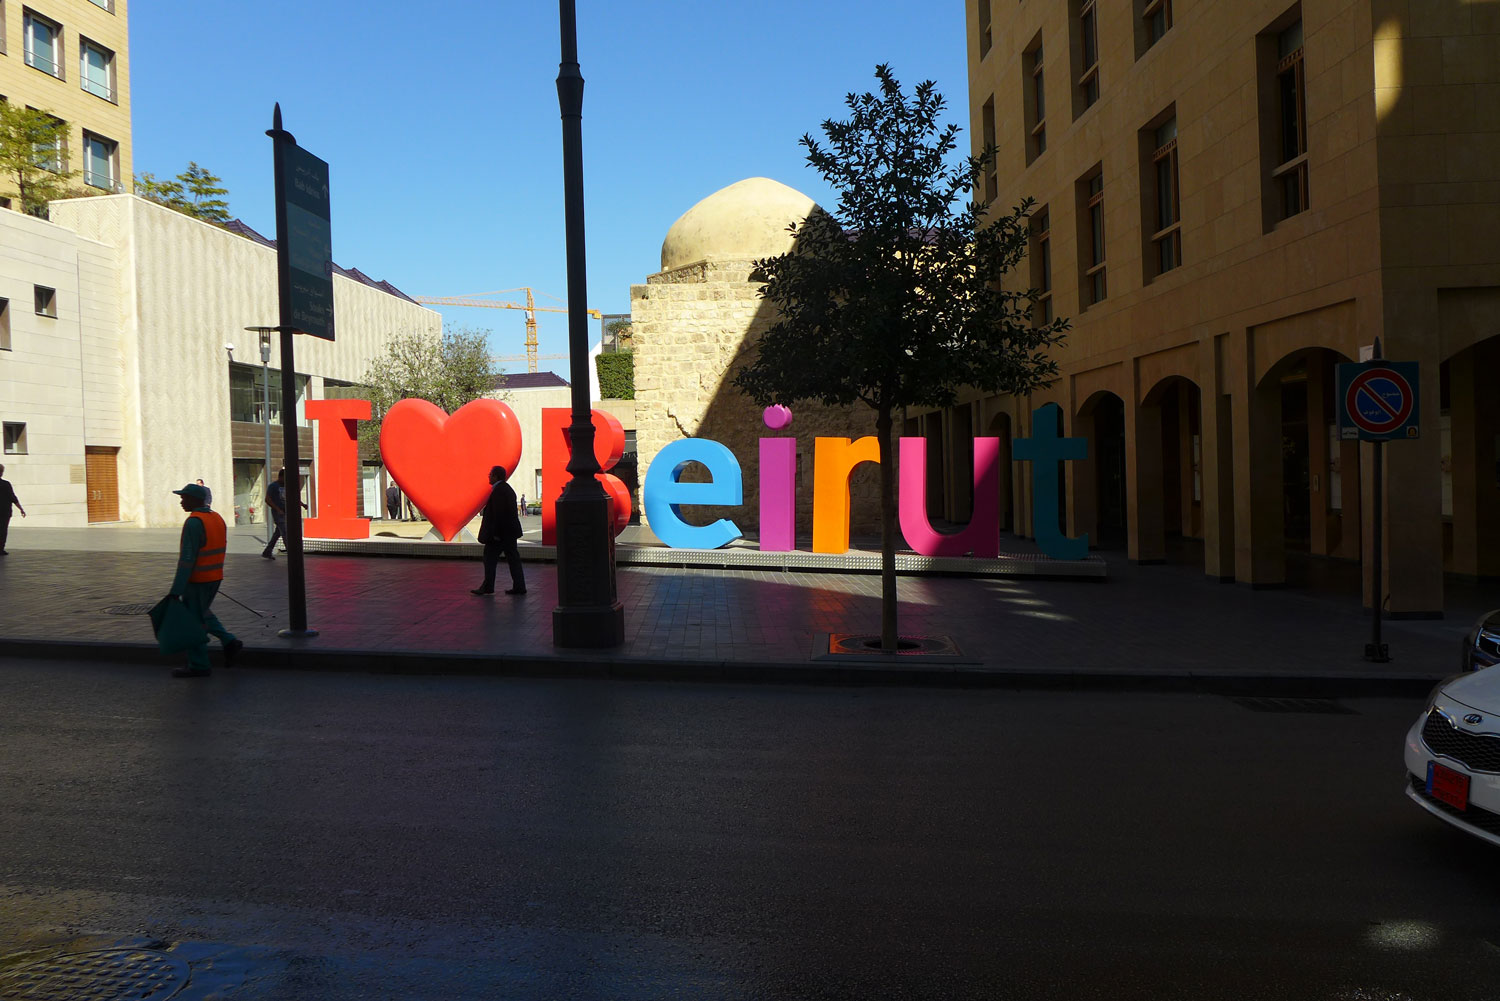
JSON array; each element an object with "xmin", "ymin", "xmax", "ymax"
[
  {"xmin": 229, "ymin": 364, "xmax": 310, "ymax": 426},
  {"xmin": 232, "ymin": 459, "xmax": 266, "ymax": 526}
]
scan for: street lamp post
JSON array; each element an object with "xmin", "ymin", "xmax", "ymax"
[
  {"xmin": 245, "ymin": 326, "xmax": 277, "ymax": 528},
  {"xmin": 552, "ymin": 0, "xmax": 623, "ymax": 647}
]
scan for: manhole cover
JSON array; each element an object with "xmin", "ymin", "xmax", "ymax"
[
  {"xmin": 0, "ymin": 948, "xmax": 189, "ymax": 1000},
  {"xmin": 103, "ymin": 603, "xmax": 157, "ymax": 616}
]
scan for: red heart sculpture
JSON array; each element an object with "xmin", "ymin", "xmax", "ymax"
[{"xmin": 379, "ymin": 398, "xmax": 523, "ymax": 541}]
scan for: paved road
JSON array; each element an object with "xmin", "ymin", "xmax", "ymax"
[{"xmin": 2, "ymin": 659, "xmax": 1498, "ymax": 999}]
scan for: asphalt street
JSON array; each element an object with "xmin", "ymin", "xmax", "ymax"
[{"xmin": 2, "ymin": 658, "xmax": 1498, "ymax": 1000}]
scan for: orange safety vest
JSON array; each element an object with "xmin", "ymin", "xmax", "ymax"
[{"xmin": 187, "ymin": 511, "xmax": 227, "ymax": 583}]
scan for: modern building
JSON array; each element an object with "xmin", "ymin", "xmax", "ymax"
[
  {"xmin": 0, "ymin": 0, "xmax": 133, "ymax": 205},
  {"xmin": 929, "ymin": 0, "xmax": 1500, "ymax": 614},
  {"xmin": 2, "ymin": 194, "xmax": 439, "ymax": 527}
]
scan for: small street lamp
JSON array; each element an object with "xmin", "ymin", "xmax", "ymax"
[{"xmin": 245, "ymin": 325, "xmax": 278, "ymax": 528}]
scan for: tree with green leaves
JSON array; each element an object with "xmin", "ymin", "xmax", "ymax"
[
  {"xmin": 134, "ymin": 162, "xmax": 230, "ymax": 222},
  {"xmin": 733, "ymin": 65, "xmax": 1069, "ymax": 651},
  {"xmin": 0, "ymin": 103, "xmax": 78, "ymax": 216},
  {"xmin": 357, "ymin": 327, "xmax": 500, "ymax": 454}
]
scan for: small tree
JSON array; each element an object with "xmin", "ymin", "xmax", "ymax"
[
  {"xmin": 135, "ymin": 162, "xmax": 230, "ymax": 222},
  {"xmin": 0, "ymin": 104, "xmax": 79, "ymax": 216},
  {"xmin": 358, "ymin": 326, "xmax": 500, "ymax": 454},
  {"xmin": 734, "ymin": 65, "xmax": 1069, "ymax": 651}
]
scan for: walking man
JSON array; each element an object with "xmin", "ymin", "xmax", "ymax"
[
  {"xmin": 473, "ymin": 465, "xmax": 526, "ymax": 596},
  {"xmin": 386, "ymin": 481, "xmax": 401, "ymax": 521},
  {"xmin": 196, "ymin": 478, "xmax": 213, "ymax": 507},
  {"xmin": 0, "ymin": 464, "xmax": 25, "ymax": 555},
  {"xmin": 262, "ymin": 467, "xmax": 305, "ymax": 559},
  {"xmin": 169, "ymin": 483, "xmax": 241, "ymax": 678},
  {"xmin": 518, "ymin": 493, "xmax": 527, "ymax": 518}
]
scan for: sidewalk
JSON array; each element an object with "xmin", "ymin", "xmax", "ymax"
[{"xmin": 1, "ymin": 522, "xmax": 1489, "ymax": 694}]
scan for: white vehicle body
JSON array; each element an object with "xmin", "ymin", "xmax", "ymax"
[{"xmin": 1405, "ymin": 666, "xmax": 1500, "ymax": 847}]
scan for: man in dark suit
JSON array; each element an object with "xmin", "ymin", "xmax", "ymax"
[
  {"xmin": 473, "ymin": 465, "xmax": 526, "ymax": 596},
  {"xmin": 0, "ymin": 464, "xmax": 26, "ymax": 555}
]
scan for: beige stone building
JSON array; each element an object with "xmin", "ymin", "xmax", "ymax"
[
  {"xmin": 918, "ymin": 0, "xmax": 1500, "ymax": 614},
  {"xmin": 0, "ymin": 0, "xmax": 133, "ymax": 205},
  {"xmin": 631, "ymin": 178, "xmax": 880, "ymax": 540}
]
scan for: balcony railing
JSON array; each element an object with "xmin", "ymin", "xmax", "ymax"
[
  {"xmin": 82, "ymin": 75, "xmax": 114, "ymax": 101},
  {"xmin": 25, "ymin": 48, "xmax": 63, "ymax": 78},
  {"xmin": 84, "ymin": 169, "xmax": 116, "ymax": 190}
]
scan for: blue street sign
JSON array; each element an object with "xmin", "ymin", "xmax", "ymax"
[{"xmin": 1336, "ymin": 360, "xmax": 1419, "ymax": 441}]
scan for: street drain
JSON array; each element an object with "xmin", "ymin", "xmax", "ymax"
[
  {"xmin": 0, "ymin": 947, "xmax": 189, "ymax": 1000},
  {"xmin": 103, "ymin": 603, "xmax": 157, "ymax": 616},
  {"xmin": 1230, "ymin": 696, "xmax": 1358, "ymax": 714}
]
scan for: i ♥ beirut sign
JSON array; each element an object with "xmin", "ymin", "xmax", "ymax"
[{"xmin": 299, "ymin": 398, "xmax": 1090, "ymax": 561}]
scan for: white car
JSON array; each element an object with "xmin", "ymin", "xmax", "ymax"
[{"xmin": 1406, "ymin": 663, "xmax": 1500, "ymax": 846}]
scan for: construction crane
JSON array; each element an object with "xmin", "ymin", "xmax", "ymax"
[{"xmin": 413, "ymin": 287, "xmax": 601, "ymax": 373}]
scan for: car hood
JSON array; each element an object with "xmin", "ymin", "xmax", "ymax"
[{"xmin": 1441, "ymin": 667, "xmax": 1500, "ymax": 712}]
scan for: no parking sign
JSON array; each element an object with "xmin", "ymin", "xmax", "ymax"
[{"xmin": 1336, "ymin": 360, "xmax": 1420, "ymax": 441}]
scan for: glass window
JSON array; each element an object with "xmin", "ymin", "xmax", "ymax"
[
  {"xmin": 0, "ymin": 298, "xmax": 10, "ymax": 350},
  {"xmin": 1080, "ymin": 1, "xmax": 1100, "ymax": 108},
  {"xmin": 1149, "ymin": 116, "xmax": 1181, "ymax": 276},
  {"xmin": 24, "ymin": 11, "xmax": 61, "ymax": 78},
  {"xmin": 34, "ymin": 285, "xmax": 56, "ymax": 317},
  {"xmin": 1143, "ymin": 0, "xmax": 1172, "ymax": 48},
  {"xmin": 978, "ymin": 0, "xmax": 992, "ymax": 57},
  {"xmin": 1025, "ymin": 42, "xmax": 1047, "ymax": 162},
  {"xmin": 981, "ymin": 96, "xmax": 998, "ymax": 203},
  {"xmin": 1082, "ymin": 172, "xmax": 1107, "ymax": 305},
  {"xmin": 230, "ymin": 363, "xmax": 309, "ymax": 426},
  {"xmin": 1271, "ymin": 19, "xmax": 1309, "ymax": 221},
  {"xmin": 87, "ymin": 0, "xmax": 113, "ymax": 10},
  {"xmin": 83, "ymin": 132, "xmax": 115, "ymax": 189},
  {"xmin": 80, "ymin": 39, "xmax": 113, "ymax": 101},
  {"xmin": 1031, "ymin": 209, "xmax": 1053, "ymax": 326},
  {"xmin": 3, "ymin": 423, "xmax": 27, "ymax": 455}
]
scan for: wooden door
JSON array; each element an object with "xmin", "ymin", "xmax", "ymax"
[{"xmin": 85, "ymin": 447, "xmax": 119, "ymax": 523}]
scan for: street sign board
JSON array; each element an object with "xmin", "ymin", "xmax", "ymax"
[
  {"xmin": 279, "ymin": 143, "xmax": 335, "ymax": 341},
  {"xmin": 1336, "ymin": 360, "xmax": 1419, "ymax": 441}
]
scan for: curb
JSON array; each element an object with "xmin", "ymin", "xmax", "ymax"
[{"xmin": 0, "ymin": 638, "xmax": 1443, "ymax": 697}]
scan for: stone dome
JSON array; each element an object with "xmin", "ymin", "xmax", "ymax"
[{"xmin": 660, "ymin": 177, "xmax": 821, "ymax": 272}]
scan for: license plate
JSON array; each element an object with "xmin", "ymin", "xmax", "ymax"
[{"xmin": 1428, "ymin": 761, "xmax": 1471, "ymax": 811}]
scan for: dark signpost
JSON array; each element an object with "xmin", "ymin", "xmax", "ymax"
[
  {"xmin": 552, "ymin": 1, "xmax": 624, "ymax": 647},
  {"xmin": 266, "ymin": 104, "xmax": 333, "ymax": 638},
  {"xmin": 1337, "ymin": 340, "xmax": 1420, "ymax": 663}
]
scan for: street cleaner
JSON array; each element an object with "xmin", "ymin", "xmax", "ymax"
[{"xmin": 166, "ymin": 483, "xmax": 242, "ymax": 678}]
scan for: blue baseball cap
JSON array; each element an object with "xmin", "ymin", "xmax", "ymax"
[{"xmin": 173, "ymin": 483, "xmax": 209, "ymax": 503}]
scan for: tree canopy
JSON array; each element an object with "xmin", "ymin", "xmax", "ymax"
[
  {"xmin": 358, "ymin": 327, "xmax": 500, "ymax": 453},
  {"xmin": 733, "ymin": 64, "xmax": 1068, "ymax": 650},
  {"xmin": 0, "ymin": 104, "xmax": 78, "ymax": 216},
  {"xmin": 135, "ymin": 162, "xmax": 231, "ymax": 222}
]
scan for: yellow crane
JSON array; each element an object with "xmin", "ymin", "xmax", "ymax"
[{"xmin": 413, "ymin": 288, "xmax": 602, "ymax": 374}]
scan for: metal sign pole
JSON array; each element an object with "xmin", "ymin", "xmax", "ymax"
[
  {"xmin": 267, "ymin": 105, "xmax": 316, "ymax": 638},
  {"xmin": 1365, "ymin": 335, "xmax": 1389, "ymax": 663}
]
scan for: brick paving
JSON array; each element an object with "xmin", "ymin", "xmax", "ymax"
[{"xmin": 1, "ymin": 522, "xmax": 1493, "ymax": 688}]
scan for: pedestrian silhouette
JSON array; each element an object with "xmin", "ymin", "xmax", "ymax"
[
  {"xmin": 386, "ymin": 481, "xmax": 401, "ymax": 521},
  {"xmin": 473, "ymin": 465, "xmax": 526, "ymax": 596},
  {"xmin": 166, "ymin": 483, "xmax": 241, "ymax": 677},
  {"xmin": 0, "ymin": 463, "xmax": 26, "ymax": 555},
  {"xmin": 195, "ymin": 478, "xmax": 213, "ymax": 507},
  {"xmin": 262, "ymin": 467, "xmax": 306, "ymax": 559}
]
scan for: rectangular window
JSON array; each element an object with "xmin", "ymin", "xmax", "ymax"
[
  {"xmin": 1023, "ymin": 38, "xmax": 1046, "ymax": 163},
  {"xmin": 87, "ymin": 0, "xmax": 113, "ymax": 10},
  {"xmin": 978, "ymin": 0, "xmax": 992, "ymax": 58},
  {"xmin": 82, "ymin": 131, "xmax": 116, "ymax": 189},
  {"xmin": 1030, "ymin": 208, "xmax": 1053, "ymax": 326},
  {"xmin": 0, "ymin": 1, "xmax": 7, "ymax": 56},
  {"xmin": 79, "ymin": 38, "xmax": 115, "ymax": 102},
  {"xmin": 34, "ymin": 285, "xmax": 56, "ymax": 317},
  {"xmin": 1078, "ymin": 0, "xmax": 1100, "ymax": 111},
  {"xmin": 3, "ymin": 423, "xmax": 27, "ymax": 455},
  {"xmin": 229, "ymin": 363, "xmax": 310, "ymax": 426},
  {"xmin": 1259, "ymin": 11, "xmax": 1309, "ymax": 228},
  {"xmin": 23, "ymin": 9, "xmax": 62, "ymax": 79},
  {"xmin": 1138, "ymin": 0, "xmax": 1172, "ymax": 55},
  {"xmin": 29, "ymin": 108, "xmax": 66, "ymax": 173},
  {"xmin": 0, "ymin": 297, "xmax": 10, "ymax": 350},
  {"xmin": 981, "ymin": 96, "xmax": 998, "ymax": 203},
  {"xmin": 1079, "ymin": 169, "xmax": 1107, "ymax": 306},
  {"xmin": 1143, "ymin": 113, "xmax": 1181, "ymax": 279}
]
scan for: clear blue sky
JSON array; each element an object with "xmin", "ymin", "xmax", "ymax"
[{"xmin": 129, "ymin": 1, "xmax": 969, "ymax": 368}]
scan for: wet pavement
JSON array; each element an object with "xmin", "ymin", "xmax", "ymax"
[{"xmin": 0, "ymin": 521, "xmax": 1493, "ymax": 691}]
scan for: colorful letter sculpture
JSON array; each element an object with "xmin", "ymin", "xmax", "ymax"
[
  {"xmin": 1012, "ymin": 402, "xmax": 1089, "ymax": 560},
  {"xmin": 540, "ymin": 408, "xmax": 631, "ymax": 545},
  {"xmin": 378, "ymin": 397, "xmax": 523, "ymax": 541},
  {"xmin": 304, "ymin": 398, "xmax": 373, "ymax": 540},
  {"xmin": 759, "ymin": 406, "xmax": 796, "ymax": 552},
  {"xmin": 898, "ymin": 436, "xmax": 1001, "ymax": 557},
  {"xmin": 643, "ymin": 438, "xmax": 743, "ymax": 549},
  {"xmin": 812, "ymin": 436, "xmax": 880, "ymax": 554}
]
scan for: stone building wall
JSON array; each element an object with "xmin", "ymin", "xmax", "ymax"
[{"xmin": 631, "ymin": 258, "xmax": 881, "ymax": 542}]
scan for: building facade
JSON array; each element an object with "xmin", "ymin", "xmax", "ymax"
[
  {"xmin": 0, "ymin": 0, "xmax": 133, "ymax": 205},
  {"xmin": 2, "ymin": 194, "xmax": 439, "ymax": 527},
  {"xmin": 934, "ymin": 0, "xmax": 1500, "ymax": 614}
]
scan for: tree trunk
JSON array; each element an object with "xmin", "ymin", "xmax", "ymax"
[{"xmin": 876, "ymin": 406, "xmax": 899, "ymax": 651}]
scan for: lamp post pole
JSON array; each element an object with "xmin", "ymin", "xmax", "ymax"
[
  {"xmin": 245, "ymin": 326, "xmax": 277, "ymax": 528},
  {"xmin": 552, "ymin": 0, "xmax": 623, "ymax": 647}
]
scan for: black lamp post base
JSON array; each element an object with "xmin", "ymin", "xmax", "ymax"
[{"xmin": 553, "ymin": 603, "xmax": 625, "ymax": 648}]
